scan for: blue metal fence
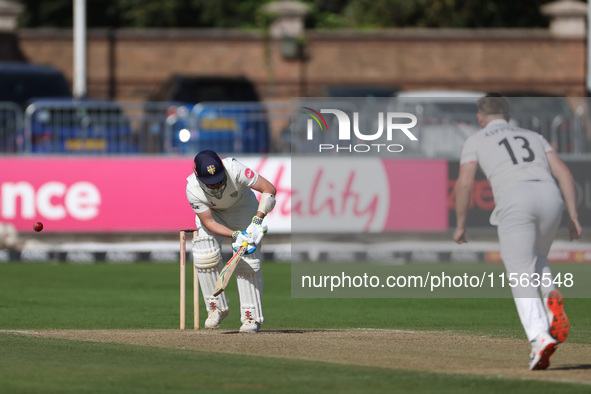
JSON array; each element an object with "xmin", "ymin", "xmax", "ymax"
[{"xmin": 0, "ymin": 99, "xmax": 589, "ymax": 156}]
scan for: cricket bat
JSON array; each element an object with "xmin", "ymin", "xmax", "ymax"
[{"xmin": 213, "ymin": 242, "xmax": 248, "ymax": 296}]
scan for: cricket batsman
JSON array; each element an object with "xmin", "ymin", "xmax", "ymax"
[{"xmin": 186, "ymin": 150, "xmax": 277, "ymax": 333}]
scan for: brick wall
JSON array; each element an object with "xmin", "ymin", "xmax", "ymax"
[{"xmin": 16, "ymin": 28, "xmax": 587, "ymax": 101}]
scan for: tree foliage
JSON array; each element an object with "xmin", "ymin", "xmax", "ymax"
[
  {"xmin": 328, "ymin": 0, "xmax": 552, "ymax": 28},
  {"xmin": 14, "ymin": 0, "xmax": 556, "ymax": 29}
]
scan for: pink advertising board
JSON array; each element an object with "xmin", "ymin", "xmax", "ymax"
[
  {"xmin": 0, "ymin": 156, "xmax": 291, "ymax": 233},
  {"xmin": 0, "ymin": 157, "xmax": 196, "ymax": 232},
  {"xmin": 290, "ymin": 157, "xmax": 448, "ymax": 233},
  {"xmin": 382, "ymin": 159, "xmax": 448, "ymax": 231},
  {"xmin": 0, "ymin": 157, "xmax": 446, "ymax": 233}
]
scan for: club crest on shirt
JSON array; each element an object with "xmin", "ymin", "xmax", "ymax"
[
  {"xmin": 245, "ymin": 168, "xmax": 254, "ymax": 179},
  {"xmin": 230, "ymin": 191, "xmax": 238, "ymax": 198}
]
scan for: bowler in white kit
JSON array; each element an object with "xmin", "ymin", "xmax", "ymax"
[
  {"xmin": 453, "ymin": 94, "xmax": 582, "ymax": 370},
  {"xmin": 186, "ymin": 150, "xmax": 277, "ymax": 333}
]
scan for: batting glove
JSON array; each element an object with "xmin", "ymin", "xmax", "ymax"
[
  {"xmin": 231, "ymin": 230, "xmax": 256, "ymax": 254},
  {"xmin": 246, "ymin": 216, "xmax": 268, "ymax": 246}
]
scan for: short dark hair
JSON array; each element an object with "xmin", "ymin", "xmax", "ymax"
[{"xmin": 477, "ymin": 93, "xmax": 509, "ymax": 116}]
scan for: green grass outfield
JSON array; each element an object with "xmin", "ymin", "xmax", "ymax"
[{"xmin": 0, "ymin": 262, "xmax": 590, "ymax": 393}]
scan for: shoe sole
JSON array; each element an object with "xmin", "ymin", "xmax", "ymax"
[
  {"xmin": 239, "ymin": 321, "xmax": 260, "ymax": 334},
  {"xmin": 547, "ymin": 290, "xmax": 569, "ymax": 344},
  {"xmin": 239, "ymin": 325, "xmax": 260, "ymax": 334},
  {"xmin": 530, "ymin": 343, "xmax": 556, "ymax": 370},
  {"xmin": 239, "ymin": 329, "xmax": 259, "ymax": 334}
]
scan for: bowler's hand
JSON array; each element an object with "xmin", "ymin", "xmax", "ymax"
[
  {"xmin": 568, "ymin": 218, "xmax": 582, "ymax": 241},
  {"xmin": 453, "ymin": 227, "xmax": 467, "ymax": 244}
]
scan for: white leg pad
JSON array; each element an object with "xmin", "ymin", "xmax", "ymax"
[
  {"xmin": 192, "ymin": 235, "xmax": 221, "ymax": 269},
  {"xmin": 192, "ymin": 235, "xmax": 228, "ymax": 312},
  {"xmin": 235, "ymin": 252, "xmax": 264, "ymax": 324}
]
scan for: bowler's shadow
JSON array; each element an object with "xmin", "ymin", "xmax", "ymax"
[{"xmin": 551, "ymin": 364, "xmax": 591, "ymax": 371}]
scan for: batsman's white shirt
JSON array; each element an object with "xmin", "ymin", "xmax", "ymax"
[
  {"xmin": 460, "ymin": 119, "xmax": 559, "ymax": 225},
  {"xmin": 186, "ymin": 157, "xmax": 259, "ymax": 230},
  {"xmin": 187, "ymin": 157, "xmax": 265, "ymax": 326}
]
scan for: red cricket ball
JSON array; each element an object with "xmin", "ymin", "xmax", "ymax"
[{"xmin": 34, "ymin": 221, "xmax": 43, "ymax": 232}]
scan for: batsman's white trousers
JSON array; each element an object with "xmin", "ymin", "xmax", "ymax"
[
  {"xmin": 495, "ymin": 180, "xmax": 564, "ymax": 342},
  {"xmin": 195, "ymin": 203, "xmax": 265, "ymax": 323}
]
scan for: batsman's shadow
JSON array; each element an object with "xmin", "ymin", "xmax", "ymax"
[{"xmin": 222, "ymin": 329, "xmax": 337, "ymax": 335}]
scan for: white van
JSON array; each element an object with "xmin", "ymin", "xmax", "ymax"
[{"xmin": 390, "ymin": 90, "xmax": 485, "ymax": 158}]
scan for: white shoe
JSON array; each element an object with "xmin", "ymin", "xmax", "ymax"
[
  {"xmin": 529, "ymin": 332, "xmax": 557, "ymax": 371},
  {"xmin": 239, "ymin": 319, "xmax": 260, "ymax": 334},
  {"xmin": 204, "ymin": 308, "xmax": 228, "ymax": 329}
]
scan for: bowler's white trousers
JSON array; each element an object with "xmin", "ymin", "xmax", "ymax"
[{"xmin": 495, "ymin": 180, "xmax": 564, "ymax": 342}]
